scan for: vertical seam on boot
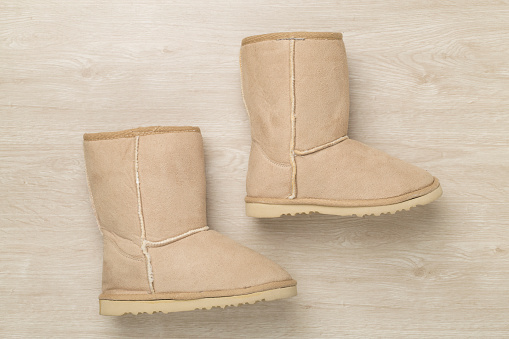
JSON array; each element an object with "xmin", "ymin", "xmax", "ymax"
[
  {"xmin": 288, "ymin": 39, "xmax": 297, "ymax": 199},
  {"xmin": 134, "ymin": 136, "xmax": 155, "ymax": 294}
]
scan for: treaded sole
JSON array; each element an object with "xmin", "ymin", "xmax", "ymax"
[
  {"xmin": 99, "ymin": 286, "xmax": 297, "ymax": 316},
  {"xmin": 246, "ymin": 185, "xmax": 443, "ymax": 218}
]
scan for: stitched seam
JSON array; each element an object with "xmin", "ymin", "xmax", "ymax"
[
  {"xmin": 245, "ymin": 177, "xmax": 440, "ymax": 205},
  {"xmin": 246, "ymin": 37, "xmax": 341, "ymax": 45},
  {"xmin": 85, "ymin": 130, "xmax": 199, "ymax": 141},
  {"xmin": 288, "ymin": 39, "xmax": 297, "ymax": 199},
  {"xmin": 241, "ymin": 32, "xmax": 343, "ymax": 46},
  {"xmin": 134, "ymin": 136, "xmax": 154, "ymax": 293},
  {"xmin": 104, "ymin": 236, "xmax": 145, "ymax": 262},
  {"xmin": 239, "ymin": 53, "xmax": 252, "ymax": 121},
  {"xmin": 144, "ymin": 227, "xmax": 209, "ymax": 248},
  {"xmin": 100, "ymin": 279, "xmax": 296, "ymax": 300},
  {"xmin": 294, "ymin": 135, "xmax": 349, "ymax": 156},
  {"xmin": 140, "ymin": 243, "xmax": 154, "ymax": 293},
  {"xmin": 84, "ymin": 126, "xmax": 200, "ymax": 141},
  {"xmin": 252, "ymin": 139, "xmax": 291, "ymax": 168}
]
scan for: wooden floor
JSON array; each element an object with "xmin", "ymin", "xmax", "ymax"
[{"xmin": 1, "ymin": 1, "xmax": 508, "ymax": 338}]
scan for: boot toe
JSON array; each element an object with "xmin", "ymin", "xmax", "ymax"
[
  {"xmin": 149, "ymin": 230, "xmax": 295, "ymax": 295},
  {"xmin": 297, "ymin": 139, "xmax": 437, "ymax": 202}
]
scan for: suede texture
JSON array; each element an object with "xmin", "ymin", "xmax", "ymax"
[
  {"xmin": 240, "ymin": 40, "xmax": 291, "ymax": 164},
  {"xmin": 137, "ymin": 132, "xmax": 207, "ymax": 240},
  {"xmin": 241, "ymin": 32, "xmax": 438, "ymax": 204},
  {"xmin": 102, "ymin": 236, "xmax": 151, "ymax": 294},
  {"xmin": 84, "ymin": 138, "xmax": 141, "ymax": 246},
  {"xmin": 246, "ymin": 141, "xmax": 292, "ymax": 198},
  {"xmin": 84, "ymin": 127, "xmax": 295, "ymax": 299},
  {"xmin": 150, "ymin": 230, "xmax": 292, "ymax": 293},
  {"xmin": 295, "ymin": 139, "xmax": 434, "ymax": 200},
  {"xmin": 294, "ymin": 39, "xmax": 349, "ymax": 150}
]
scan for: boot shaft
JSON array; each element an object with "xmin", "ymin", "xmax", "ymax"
[
  {"xmin": 240, "ymin": 32, "xmax": 350, "ymax": 163},
  {"xmin": 84, "ymin": 126, "xmax": 207, "ymax": 243}
]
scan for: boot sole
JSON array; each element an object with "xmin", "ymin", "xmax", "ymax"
[
  {"xmin": 246, "ymin": 185, "xmax": 442, "ymax": 218},
  {"xmin": 99, "ymin": 285, "xmax": 297, "ymax": 316}
]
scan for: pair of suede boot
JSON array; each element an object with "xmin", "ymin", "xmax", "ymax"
[{"xmin": 84, "ymin": 32, "xmax": 442, "ymax": 315}]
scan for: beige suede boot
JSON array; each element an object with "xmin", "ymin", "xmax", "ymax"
[
  {"xmin": 240, "ymin": 32, "xmax": 442, "ymax": 218},
  {"xmin": 83, "ymin": 126, "xmax": 296, "ymax": 315}
]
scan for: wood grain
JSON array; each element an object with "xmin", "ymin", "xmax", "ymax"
[{"xmin": 1, "ymin": 0, "xmax": 508, "ymax": 337}]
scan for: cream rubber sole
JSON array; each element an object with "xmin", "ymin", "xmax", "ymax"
[
  {"xmin": 246, "ymin": 185, "xmax": 442, "ymax": 218},
  {"xmin": 99, "ymin": 286, "xmax": 297, "ymax": 316}
]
